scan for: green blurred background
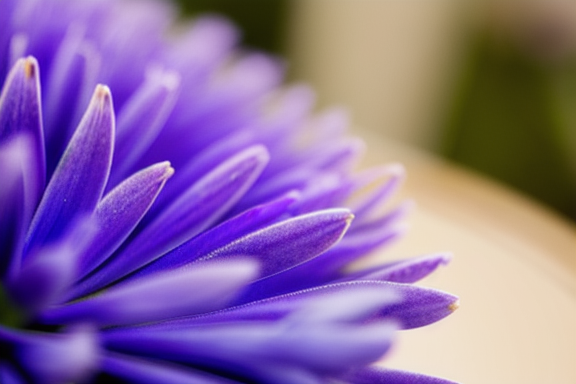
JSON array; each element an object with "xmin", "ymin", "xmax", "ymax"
[{"xmin": 175, "ymin": 0, "xmax": 576, "ymax": 222}]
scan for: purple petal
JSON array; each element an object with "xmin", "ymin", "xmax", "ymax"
[
  {"xmin": 102, "ymin": 352, "xmax": 238, "ymax": 384},
  {"xmin": 103, "ymin": 321, "xmax": 396, "ymax": 375},
  {"xmin": 0, "ymin": 57, "xmax": 45, "ymax": 216},
  {"xmin": 345, "ymin": 367, "xmax": 459, "ymax": 384},
  {"xmin": 109, "ymin": 68, "xmax": 180, "ymax": 186},
  {"xmin": 44, "ymin": 26, "xmax": 101, "ymax": 171},
  {"xmin": 76, "ymin": 162, "xmax": 174, "ymax": 281},
  {"xmin": 75, "ymin": 145, "xmax": 268, "ymax": 295},
  {"xmin": 0, "ymin": 136, "xmax": 30, "ymax": 277},
  {"xmin": 195, "ymin": 208, "xmax": 353, "ymax": 279},
  {"xmin": 0, "ymin": 362, "xmax": 24, "ymax": 384},
  {"xmin": 7, "ymin": 218, "xmax": 95, "ymax": 315},
  {"xmin": 158, "ymin": 281, "xmax": 399, "ymax": 327},
  {"xmin": 132, "ymin": 191, "xmax": 299, "ymax": 278},
  {"xmin": 348, "ymin": 253, "xmax": 452, "ymax": 283},
  {"xmin": 0, "ymin": 325, "xmax": 99, "ymax": 384},
  {"xmin": 237, "ymin": 223, "xmax": 404, "ymax": 302},
  {"xmin": 349, "ymin": 163, "xmax": 405, "ymax": 221},
  {"xmin": 24, "ymin": 84, "xmax": 114, "ymax": 253},
  {"xmin": 189, "ymin": 281, "xmax": 457, "ymax": 330},
  {"xmin": 379, "ymin": 281, "xmax": 459, "ymax": 329},
  {"xmin": 42, "ymin": 259, "xmax": 258, "ymax": 327}
]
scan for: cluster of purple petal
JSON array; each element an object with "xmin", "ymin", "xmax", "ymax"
[{"xmin": 0, "ymin": 0, "xmax": 458, "ymax": 383}]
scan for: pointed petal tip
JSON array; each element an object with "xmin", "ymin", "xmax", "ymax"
[
  {"xmin": 94, "ymin": 84, "xmax": 112, "ymax": 108},
  {"xmin": 23, "ymin": 56, "xmax": 38, "ymax": 79},
  {"xmin": 449, "ymin": 299, "xmax": 460, "ymax": 313}
]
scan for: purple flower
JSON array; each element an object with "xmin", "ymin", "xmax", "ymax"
[{"xmin": 0, "ymin": 1, "xmax": 459, "ymax": 383}]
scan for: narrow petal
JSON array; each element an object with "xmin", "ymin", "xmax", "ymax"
[
  {"xmin": 345, "ymin": 367, "xmax": 459, "ymax": 384},
  {"xmin": 102, "ymin": 352, "xmax": 239, "ymax": 384},
  {"xmin": 237, "ymin": 224, "xmax": 404, "ymax": 302},
  {"xmin": 109, "ymin": 68, "xmax": 180, "ymax": 185},
  {"xmin": 42, "ymin": 259, "xmax": 258, "ymax": 327},
  {"xmin": 132, "ymin": 191, "xmax": 299, "ymax": 278},
  {"xmin": 104, "ymin": 321, "xmax": 396, "ymax": 375},
  {"xmin": 195, "ymin": 208, "xmax": 353, "ymax": 279},
  {"xmin": 348, "ymin": 253, "xmax": 452, "ymax": 284},
  {"xmin": 76, "ymin": 145, "xmax": 268, "ymax": 294},
  {"xmin": 0, "ymin": 325, "xmax": 99, "ymax": 384},
  {"xmin": 0, "ymin": 136, "xmax": 29, "ymax": 277},
  {"xmin": 154, "ymin": 281, "xmax": 399, "ymax": 327},
  {"xmin": 182, "ymin": 281, "xmax": 457, "ymax": 330},
  {"xmin": 44, "ymin": 25, "xmax": 101, "ymax": 171},
  {"xmin": 76, "ymin": 162, "xmax": 174, "ymax": 280},
  {"xmin": 0, "ymin": 57, "xmax": 45, "ymax": 216},
  {"xmin": 24, "ymin": 84, "xmax": 114, "ymax": 253}
]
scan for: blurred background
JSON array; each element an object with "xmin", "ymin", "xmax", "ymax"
[
  {"xmin": 175, "ymin": 2, "xmax": 575, "ymax": 384},
  {"xmin": 177, "ymin": 0, "xmax": 576, "ymax": 223}
]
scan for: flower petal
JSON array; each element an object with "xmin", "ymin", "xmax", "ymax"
[
  {"xmin": 195, "ymin": 208, "xmax": 353, "ymax": 279},
  {"xmin": 0, "ymin": 325, "xmax": 99, "ymax": 384},
  {"xmin": 109, "ymin": 68, "xmax": 180, "ymax": 185},
  {"xmin": 102, "ymin": 352, "xmax": 238, "ymax": 384},
  {"xmin": 24, "ymin": 84, "xmax": 114, "ymax": 253},
  {"xmin": 0, "ymin": 57, "xmax": 45, "ymax": 216},
  {"xmin": 183, "ymin": 281, "xmax": 457, "ymax": 330},
  {"xmin": 75, "ymin": 145, "xmax": 268, "ymax": 294},
  {"xmin": 41, "ymin": 259, "xmax": 258, "ymax": 327},
  {"xmin": 76, "ymin": 161, "xmax": 174, "ymax": 280},
  {"xmin": 132, "ymin": 191, "xmax": 299, "ymax": 278},
  {"xmin": 104, "ymin": 321, "xmax": 396, "ymax": 375},
  {"xmin": 345, "ymin": 367, "xmax": 460, "ymax": 384},
  {"xmin": 7, "ymin": 218, "xmax": 95, "ymax": 315},
  {"xmin": 349, "ymin": 253, "xmax": 452, "ymax": 284}
]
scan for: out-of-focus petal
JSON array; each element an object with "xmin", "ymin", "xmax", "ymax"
[
  {"xmin": 102, "ymin": 352, "xmax": 239, "ymax": 384},
  {"xmin": 42, "ymin": 259, "xmax": 258, "ymax": 327},
  {"xmin": 110, "ymin": 68, "xmax": 180, "ymax": 185},
  {"xmin": 7, "ymin": 218, "xmax": 95, "ymax": 315},
  {"xmin": 103, "ymin": 321, "xmax": 396, "ymax": 375},
  {"xmin": 0, "ymin": 362, "xmax": 25, "ymax": 384},
  {"xmin": 0, "ymin": 325, "xmax": 99, "ymax": 384},
  {"xmin": 345, "ymin": 366, "xmax": 459, "ymax": 384},
  {"xmin": 348, "ymin": 253, "xmax": 452, "ymax": 284},
  {"xmin": 25, "ymin": 84, "xmax": 114, "ymax": 252}
]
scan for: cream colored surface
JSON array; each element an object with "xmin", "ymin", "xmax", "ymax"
[
  {"xmin": 286, "ymin": 0, "xmax": 467, "ymax": 150},
  {"xmin": 357, "ymin": 135, "xmax": 576, "ymax": 384}
]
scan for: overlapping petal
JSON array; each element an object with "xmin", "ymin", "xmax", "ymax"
[{"xmin": 0, "ymin": 1, "xmax": 459, "ymax": 383}]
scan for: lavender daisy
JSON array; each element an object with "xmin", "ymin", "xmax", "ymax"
[{"xmin": 0, "ymin": 1, "xmax": 459, "ymax": 383}]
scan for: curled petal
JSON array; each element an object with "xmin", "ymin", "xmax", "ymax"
[
  {"xmin": 42, "ymin": 259, "xmax": 258, "ymax": 327},
  {"xmin": 25, "ymin": 84, "xmax": 114, "ymax": 253}
]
